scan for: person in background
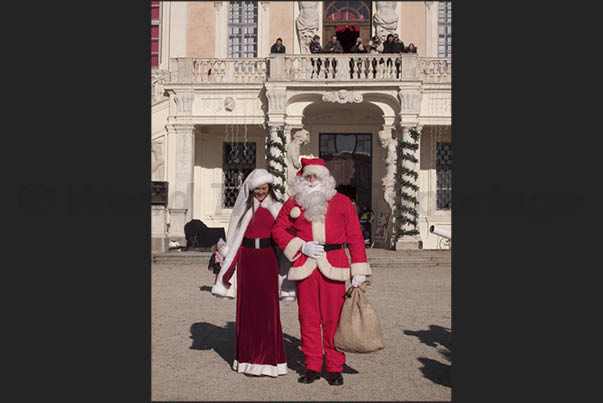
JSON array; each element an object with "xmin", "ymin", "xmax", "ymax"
[
  {"xmin": 323, "ymin": 35, "xmax": 343, "ymax": 77},
  {"xmin": 368, "ymin": 35, "xmax": 384, "ymax": 78},
  {"xmin": 406, "ymin": 43, "xmax": 417, "ymax": 53},
  {"xmin": 309, "ymin": 34, "xmax": 323, "ymax": 78},
  {"xmin": 270, "ymin": 37, "xmax": 286, "ymax": 54},
  {"xmin": 392, "ymin": 33, "xmax": 405, "ymax": 78},
  {"xmin": 350, "ymin": 37, "xmax": 367, "ymax": 78}
]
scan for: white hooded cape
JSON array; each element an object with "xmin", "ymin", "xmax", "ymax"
[{"xmin": 211, "ymin": 169, "xmax": 296, "ymax": 300}]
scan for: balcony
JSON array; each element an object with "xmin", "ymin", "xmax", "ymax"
[{"xmin": 166, "ymin": 55, "xmax": 451, "ymax": 85}]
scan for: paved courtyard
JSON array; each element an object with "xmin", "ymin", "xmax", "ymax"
[{"xmin": 152, "ymin": 258, "xmax": 451, "ymax": 401}]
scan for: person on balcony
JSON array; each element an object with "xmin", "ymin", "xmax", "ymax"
[
  {"xmin": 368, "ymin": 35, "xmax": 384, "ymax": 78},
  {"xmin": 350, "ymin": 37, "xmax": 368, "ymax": 79},
  {"xmin": 270, "ymin": 37, "xmax": 286, "ymax": 54},
  {"xmin": 406, "ymin": 43, "xmax": 417, "ymax": 54},
  {"xmin": 383, "ymin": 34, "xmax": 403, "ymax": 78},
  {"xmin": 211, "ymin": 169, "xmax": 295, "ymax": 377},
  {"xmin": 309, "ymin": 34, "xmax": 323, "ymax": 78},
  {"xmin": 323, "ymin": 35, "xmax": 343, "ymax": 77}
]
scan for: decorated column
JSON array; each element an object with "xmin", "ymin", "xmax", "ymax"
[
  {"xmin": 395, "ymin": 125, "xmax": 422, "ymax": 250},
  {"xmin": 266, "ymin": 124, "xmax": 287, "ymax": 201},
  {"xmin": 264, "ymin": 86, "xmax": 288, "ymax": 202}
]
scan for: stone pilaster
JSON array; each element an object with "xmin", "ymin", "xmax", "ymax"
[{"xmin": 166, "ymin": 123, "xmax": 196, "ymax": 240}]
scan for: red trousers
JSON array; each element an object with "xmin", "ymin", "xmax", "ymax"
[{"xmin": 296, "ymin": 268, "xmax": 347, "ymax": 373}]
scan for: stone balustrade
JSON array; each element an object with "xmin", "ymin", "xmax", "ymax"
[{"xmin": 165, "ymin": 55, "xmax": 451, "ymax": 85}]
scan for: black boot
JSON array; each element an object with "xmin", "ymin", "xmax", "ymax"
[
  {"xmin": 298, "ymin": 369, "xmax": 321, "ymax": 384},
  {"xmin": 326, "ymin": 372, "xmax": 343, "ymax": 386}
]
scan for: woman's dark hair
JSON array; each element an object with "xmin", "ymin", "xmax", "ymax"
[
  {"xmin": 236, "ymin": 183, "xmax": 278, "ymax": 230},
  {"xmin": 387, "ymin": 34, "xmax": 394, "ymax": 40}
]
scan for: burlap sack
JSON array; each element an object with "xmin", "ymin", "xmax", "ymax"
[{"xmin": 334, "ymin": 282, "xmax": 384, "ymax": 353}]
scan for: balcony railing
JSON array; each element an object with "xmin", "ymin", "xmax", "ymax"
[{"xmin": 167, "ymin": 55, "xmax": 451, "ymax": 85}]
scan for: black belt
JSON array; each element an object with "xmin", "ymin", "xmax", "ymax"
[
  {"xmin": 242, "ymin": 237, "xmax": 274, "ymax": 249},
  {"xmin": 323, "ymin": 243, "xmax": 346, "ymax": 252}
]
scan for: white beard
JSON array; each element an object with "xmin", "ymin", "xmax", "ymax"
[{"xmin": 291, "ymin": 174, "xmax": 337, "ymax": 222}]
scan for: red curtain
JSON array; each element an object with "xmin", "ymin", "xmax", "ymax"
[{"xmin": 335, "ymin": 25, "xmax": 359, "ymax": 32}]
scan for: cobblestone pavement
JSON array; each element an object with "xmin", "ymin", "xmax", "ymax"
[{"xmin": 152, "ymin": 260, "xmax": 451, "ymax": 401}]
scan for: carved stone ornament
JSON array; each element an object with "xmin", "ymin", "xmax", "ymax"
[
  {"xmin": 214, "ymin": 1, "xmax": 223, "ymax": 11},
  {"xmin": 378, "ymin": 129, "xmax": 397, "ymax": 212},
  {"xmin": 398, "ymin": 90, "xmax": 422, "ymax": 113},
  {"xmin": 322, "ymin": 90, "xmax": 363, "ymax": 104},
  {"xmin": 265, "ymin": 88, "xmax": 287, "ymax": 113},
  {"xmin": 296, "ymin": 2, "xmax": 320, "ymax": 54},
  {"xmin": 261, "ymin": 1, "xmax": 269, "ymax": 12},
  {"xmin": 224, "ymin": 97, "xmax": 235, "ymax": 112},
  {"xmin": 373, "ymin": 1, "xmax": 399, "ymax": 41},
  {"xmin": 174, "ymin": 92, "xmax": 194, "ymax": 113}
]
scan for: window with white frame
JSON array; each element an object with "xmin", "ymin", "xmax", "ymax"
[
  {"xmin": 228, "ymin": 1, "xmax": 258, "ymax": 58},
  {"xmin": 438, "ymin": 2, "xmax": 451, "ymax": 57},
  {"xmin": 151, "ymin": 1, "xmax": 161, "ymax": 68}
]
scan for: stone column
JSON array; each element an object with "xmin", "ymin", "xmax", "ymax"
[
  {"xmin": 166, "ymin": 123, "xmax": 196, "ymax": 241},
  {"xmin": 395, "ymin": 125, "xmax": 423, "ymax": 250}
]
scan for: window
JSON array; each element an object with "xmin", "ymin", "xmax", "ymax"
[
  {"xmin": 151, "ymin": 1, "xmax": 161, "ymax": 68},
  {"xmin": 228, "ymin": 1, "xmax": 258, "ymax": 58},
  {"xmin": 222, "ymin": 142, "xmax": 257, "ymax": 208},
  {"xmin": 324, "ymin": 1, "xmax": 371, "ymax": 21},
  {"xmin": 438, "ymin": 1, "xmax": 451, "ymax": 57},
  {"xmin": 436, "ymin": 142, "xmax": 452, "ymax": 210}
]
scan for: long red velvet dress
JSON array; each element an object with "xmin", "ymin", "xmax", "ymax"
[{"xmin": 233, "ymin": 206, "xmax": 287, "ymax": 376}]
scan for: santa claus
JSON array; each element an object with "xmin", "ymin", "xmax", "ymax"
[{"xmin": 272, "ymin": 158, "xmax": 372, "ymax": 386}]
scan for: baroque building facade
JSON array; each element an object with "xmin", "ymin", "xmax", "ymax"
[{"xmin": 151, "ymin": 1, "xmax": 452, "ymax": 252}]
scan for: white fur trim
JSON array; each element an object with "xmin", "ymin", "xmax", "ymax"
[
  {"xmin": 287, "ymin": 253, "xmax": 350, "ymax": 282},
  {"xmin": 290, "ymin": 206, "xmax": 301, "ymax": 219},
  {"xmin": 283, "ymin": 237, "xmax": 305, "ymax": 261},
  {"xmin": 232, "ymin": 360, "xmax": 287, "ymax": 377},
  {"xmin": 350, "ymin": 262, "xmax": 372, "ymax": 277},
  {"xmin": 303, "ymin": 164, "xmax": 330, "ymax": 177},
  {"xmin": 311, "ymin": 219, "xmax": 326, "ymax": 244},
  {"xmin": 211, "ymin": 270, "xmax": 237, "ymax": 298},
  {"xmin": 249, "ymin": 170, "xmax": 274, "ymax": 189}
]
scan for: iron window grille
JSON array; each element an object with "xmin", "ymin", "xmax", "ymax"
[
  {"xmin": 436, "ymin": 142, "xmax": 452, "ymax": 210},
  {"xmin": 222, "ymin": 142, "xmax": 256, "ymax": 208}
]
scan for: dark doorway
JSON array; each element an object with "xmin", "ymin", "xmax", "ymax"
[
  {"xmin": 336, "ymin": 26, "xmax": 360, "ymax": 53},
  {"xmin": 319, "ymin": 133, "xmax": 372, "ymax": 208}
]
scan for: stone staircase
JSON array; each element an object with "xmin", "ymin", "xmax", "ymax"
[{"xmin": 152, "ymin": 248, "xmax": 450, "ymax": 267}]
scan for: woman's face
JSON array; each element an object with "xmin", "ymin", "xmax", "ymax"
[{"xmin": 253, "ymin": 184, "xmax": 269, "ymax": 201}]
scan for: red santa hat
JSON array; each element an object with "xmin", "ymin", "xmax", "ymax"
[{"xmin": 296, "ymin": 157, "xmax": 330, "ymax": 178}]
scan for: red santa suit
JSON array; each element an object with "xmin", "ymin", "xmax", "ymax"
[
  {"xmin": 211, "ymin": 169, "xmax": 294, "ymax": 377},
  {"xmin": 272, "ymin": 159, "xmax": 372, "ymax": 374}
]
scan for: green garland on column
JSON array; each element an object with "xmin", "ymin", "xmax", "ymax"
[
  {"xmin": 394, "ymin": 128, "xmax": 421, "ymax": 240},
  {"xmin": 266, "ymin": 126, "xmax": 287, "ymax": 202}
]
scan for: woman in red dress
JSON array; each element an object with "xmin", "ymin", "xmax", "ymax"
[{"xmin": 211, "ymin": 169, "xmax": 295, "ymax": 377}]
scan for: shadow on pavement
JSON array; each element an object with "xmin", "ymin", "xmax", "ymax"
[
  {"xmin": 404, "ymin": 325, "xmax": 451, "ymax": 388},
  {"xmin": 199, "ymin": 286, "xmax": 213, "ymax": 293},
  {"xmin": 190, "ymin": 322, "xmax": 358, "ymax": 376},
  {"xmin": 190, "ymin": 322, "xmax": 236, "ymax": 365},
  {"xmin": 417, "ymin": 358, "xmax": 451, "ymax": 388}
]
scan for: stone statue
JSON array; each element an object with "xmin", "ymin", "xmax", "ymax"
[
  {"xmin": 286, "ymin": 129, "xmax": 310, "ymax": 187},
  {"xmin": 373, "ymin": 1, "xmax": 399, "ymax": 42},
  {"xmin": 151, "ymin": 138, "xmax": 165, "ymax": 181},
  {"xmin": 378, "ymin": 130, "xmax": 397, "ymax": 212},
  {"xmin": 296, "ymin": 2, "xmax": 319, "ymax": 54}
]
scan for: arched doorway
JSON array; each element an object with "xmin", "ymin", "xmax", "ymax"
[{"xmin": 323, "ymin": 1, "xmax": 372, "ymax": 52}]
